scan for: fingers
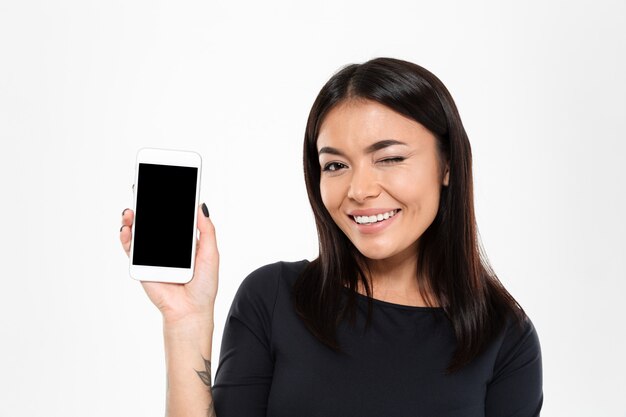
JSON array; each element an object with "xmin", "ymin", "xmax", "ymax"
[{"xmin": 120, "ymin": 208, "xmax": 134, "ymax": 257}]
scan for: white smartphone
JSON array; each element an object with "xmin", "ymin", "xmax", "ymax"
[{"xmin": 129, "ymin": 147, "xmax": 202, "ymax": 283}]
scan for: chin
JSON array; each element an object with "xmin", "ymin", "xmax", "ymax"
[{"xmin": 353, "ymin": 245, "xmax": 397, "ymax": 261}]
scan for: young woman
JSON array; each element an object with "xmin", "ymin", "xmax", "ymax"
[{"xmin": 120, "ymin": 57, "xmax": 543, "ymax": 417}]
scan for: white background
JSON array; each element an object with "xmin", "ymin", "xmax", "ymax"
[{"xmin": 1, "ymin": 0, "xmax": 624, "ymax": 416}]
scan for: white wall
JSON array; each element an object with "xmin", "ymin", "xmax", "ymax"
[{"xmin": 1, "ymin": 0, "xmax": 624, "ymax": 415}]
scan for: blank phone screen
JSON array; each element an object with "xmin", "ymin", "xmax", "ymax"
[{"xmin": 132, "ymin": 163, "xmax": 198, "ymax": 268}]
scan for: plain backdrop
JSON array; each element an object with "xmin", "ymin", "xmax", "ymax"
[{"xmin": 1, "ymin": 0, "xmax": 624, "ymax": 416}]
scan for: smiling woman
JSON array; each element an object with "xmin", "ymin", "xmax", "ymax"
[
  {"xmin": 227, "ymin": 57, "xmax": 540, "ymax": 416},
  {"xmin": 295, "ymin": 59, "xmax": 527, "ymax": 360}
]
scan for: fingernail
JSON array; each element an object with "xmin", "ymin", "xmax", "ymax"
[
  {"xmin": 120, "ymin": 225, "xmax": 124, "ymax": 232},
  {"xmin": 202, "ymin": 203, "xmax": 210, "ymax": 218},
  {"xmin": 122, "ymin": 208, "xmax": 129, "ymax": 216}
]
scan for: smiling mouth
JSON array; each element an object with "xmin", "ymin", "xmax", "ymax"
[{"xmin": 350, "ymin": 209, "xmax": 400, "ymax": 225}]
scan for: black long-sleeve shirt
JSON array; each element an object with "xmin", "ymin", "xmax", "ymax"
[{"xmin": 213, "ymin": 259, "xmax": 543, "ymax": 416}]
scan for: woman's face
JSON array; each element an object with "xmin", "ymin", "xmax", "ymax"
[{"xmin": 317, "ymin": 99, "xmax": 449, "ymax": 262}]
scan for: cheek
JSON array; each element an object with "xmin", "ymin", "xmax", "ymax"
[
  {"xmin": 319, "ymin": 178, "xmax": 336, "ymax": 211},
  {"xmin": 320, "ymin": 178, "xmax": 351, "ymax": 228},
  {"xmin": 384, "ymin": 167, "xmax": 422, "ymax": 195},
  {"xmin": 385, "ymin": 167, "xmax": 440, "ymax": 208}
]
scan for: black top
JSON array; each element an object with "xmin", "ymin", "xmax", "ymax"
[{"xmin": 213, "ymin": 260, "xmax": 543, "ymax": 417}]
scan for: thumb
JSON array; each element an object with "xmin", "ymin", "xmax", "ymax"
[{"xmin": 196, "ymin": 203, "xmax": 219, "ymax": 267}]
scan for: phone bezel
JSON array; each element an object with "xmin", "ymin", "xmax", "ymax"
[{"xmin": 129, "ymin": 147, "xmax": 202, "ymax": 283}]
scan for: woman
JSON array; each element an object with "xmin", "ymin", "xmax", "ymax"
[{"xmin": 120, "ymin": 57, "xmax": 543, "ymax": 417}]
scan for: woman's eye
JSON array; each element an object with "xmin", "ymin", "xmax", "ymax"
[
  {"xmin": 322, "ymin": 162, "xmax": 346, "ymax": 172},
  {"xmin": 379, "ymin": 157, "xmax": 405, "ymax": 164}
]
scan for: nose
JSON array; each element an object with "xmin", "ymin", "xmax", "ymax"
[{"xmin": 347, "ymin": 166, "xmax": 380, "ymax": 203}]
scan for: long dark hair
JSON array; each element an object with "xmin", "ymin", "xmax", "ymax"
[{"xmin": 293, "ymin": 57, "xmax": 527, "ymax": 374}]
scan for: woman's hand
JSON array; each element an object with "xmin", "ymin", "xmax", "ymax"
[{"xmin": 120, "ymin": 203, "xmax": 219, "ymax": 325}]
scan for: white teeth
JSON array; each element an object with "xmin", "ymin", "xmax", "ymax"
[{"xmin": 353, "ymin": 209, "xmax": 398, "ymax": 225}]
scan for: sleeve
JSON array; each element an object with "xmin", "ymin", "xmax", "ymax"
[
  {"xmin": 212, "ymin": 262, "xmax": 282, "ymax": 417},
  {"xmin": 485, "ymin": 315, "xmax": 544, "ymax": 417}
]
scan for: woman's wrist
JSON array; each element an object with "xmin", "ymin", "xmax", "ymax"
[
  {"xmin": 163, "ymin": 315, "xmax": 214, "ymax": 362},
  {"xmin": 163, "ymin": 314, "xmax": 214, "ymax": 334},
  {"xmin": 162, "ymin": 307, "xmax": 214, "ymax": 327}
]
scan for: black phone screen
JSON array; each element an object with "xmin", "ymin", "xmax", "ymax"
[{"xmin": 132, "ymin": 163, "xmax": 198, "ymax": 268}]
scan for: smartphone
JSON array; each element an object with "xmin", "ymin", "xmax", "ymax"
[{"xmin": 129, "ymin": 147, "xmax": 202, "ymax": 283}]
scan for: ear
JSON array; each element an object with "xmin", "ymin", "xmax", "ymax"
[{"xmin": 443, "ymin": 163, "xmax": 450, "ymax": 186}]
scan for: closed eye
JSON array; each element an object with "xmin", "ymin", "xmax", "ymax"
[{"xmin": 379, "ymin": 157, "xmax": 405, "ymax": 164}]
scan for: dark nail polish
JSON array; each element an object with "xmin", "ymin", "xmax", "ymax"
[
  {"xmin": 202, "ymin": 203, "xmax": 210, "ymax": 218},
  {"xmin": 122, "ymin": 208, "xmax": 129, "ymax": 216},
  {"xmin": 120, "ymin": 225, "xmax": 124, "ymax": 232}
]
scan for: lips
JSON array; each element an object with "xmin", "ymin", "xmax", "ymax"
[{"xmin": 347, "ymin": 208, "xmax": 401, "ymax": 234}]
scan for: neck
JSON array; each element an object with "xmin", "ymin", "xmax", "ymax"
[
  {"xmin": 368, "ymin": 255, "xmax": 418, "ymax": 292},
  {"xmin": 354, "ymin": 243, "xmax": 438, "ymax": 307}
]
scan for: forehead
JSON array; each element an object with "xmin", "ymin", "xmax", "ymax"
[{"xmin": 317, "ymin": 99, "xmax": 434, "ymax": 150}]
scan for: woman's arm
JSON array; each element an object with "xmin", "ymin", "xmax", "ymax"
[
  {"xmin": 120, "ymin": 204, "xmax": 220, "ymax": 416},
  {"xmin": 163, "ymin": 316, "xmax": 215, "ymax": 417}
]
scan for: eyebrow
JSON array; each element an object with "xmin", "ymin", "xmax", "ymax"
[{"xmin": 318, "ymin": 139, "xmax": 409, "ymax": 157}]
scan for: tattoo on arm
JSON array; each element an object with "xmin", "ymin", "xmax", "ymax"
[
  {"xmin": 194, "ymin": 356, "xmax": 216, "ymax": 417},
  {"xmin": 195, "ymin": 356, "xmax": 212, "ymax": 387}
]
